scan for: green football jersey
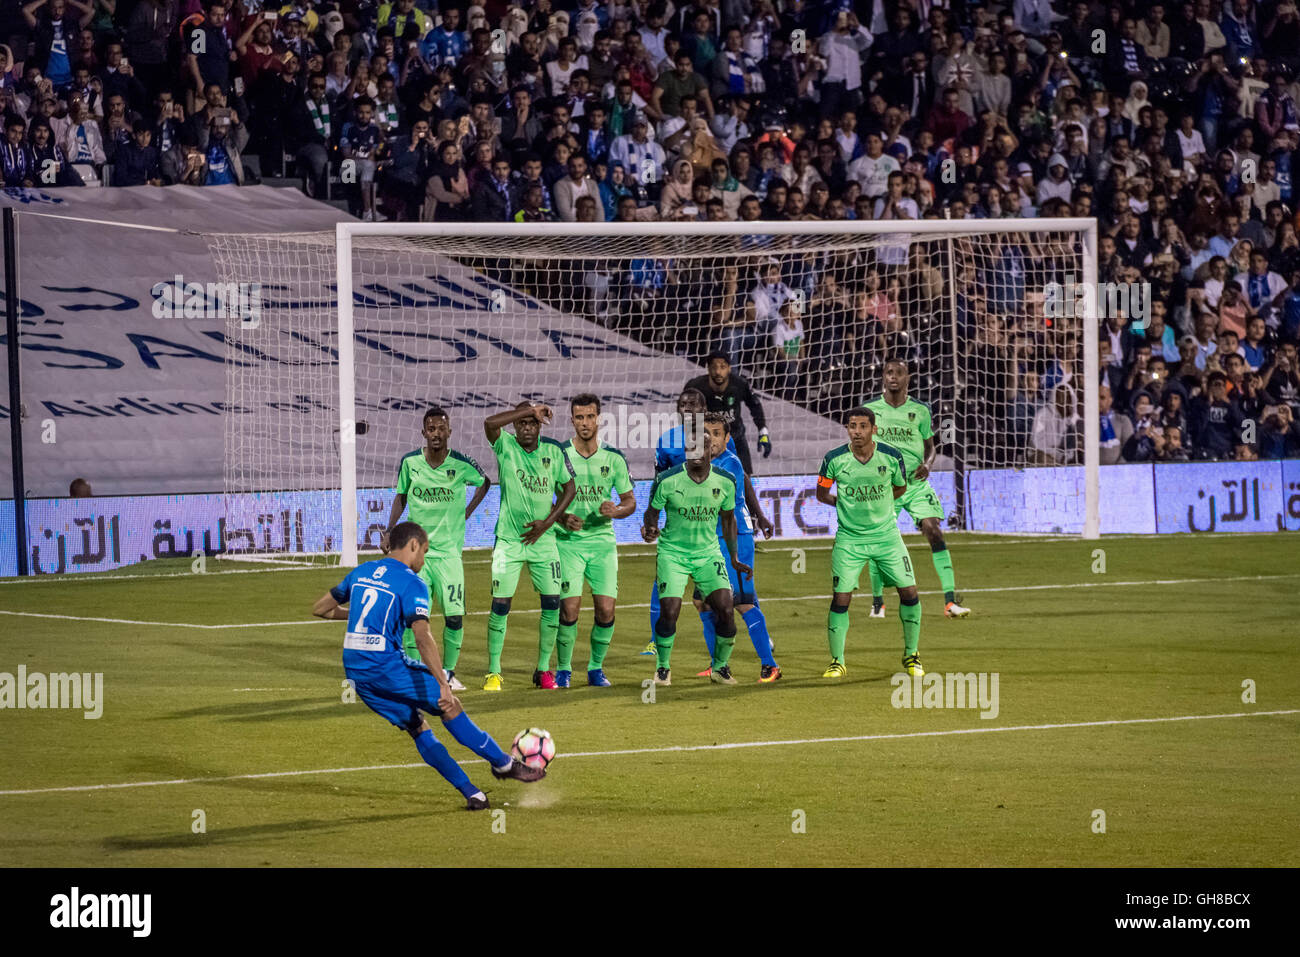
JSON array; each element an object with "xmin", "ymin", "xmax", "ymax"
[
  {"xmin": 395, "ymin": 448, "xmax": 486, "ymax": 547},
  {"xmin": 649, "ymin": 464, "xmax": 736, "ymax": 556},
  {"xmin": 492, "ymin": 432, "xmax": 575, "ymax": 543},
  {"xmin": 557, "ymin": 440, "xmax": 634, "ymax": 543},
  {"xmin": 866, "ymin": 396, "xmax": 932, "ymax": 483},
  {"xmin": 818, "ymin": 441, "xmax": 908, "ymax": 540}
]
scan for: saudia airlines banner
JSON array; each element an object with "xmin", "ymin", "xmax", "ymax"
[
  {"xmin": 2, "ymin": 463, "xmax": 1296, "ymax": 577},
  {"xmin": 0, "ymin": 185, "xmax": 843, "ymax": 497},
  {"xmin": 0, "ymin": 186, "xmax": 352, "ymax": 497}
]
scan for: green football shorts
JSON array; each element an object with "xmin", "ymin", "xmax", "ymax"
[
  {"xmin": 491, "ymin": 537, "xmax": 562, "ymax": 599},
  {"xmin": 656, "ymin": 544, "xmax": 731, "ymax": 600},
  {"xmin": 419, "ymin": 552, "xmax": 466, "ymax": 617},
  {"xmin": 557, "ymin": 538, "xmax": 619, "ymax": 598},
  {"xmin": 831, "ymin": 534, "xmax": 915, "ymax": 593},
  {"xmin": 895, "ymin": 480, "xmax": 944, "ymax": 523}
]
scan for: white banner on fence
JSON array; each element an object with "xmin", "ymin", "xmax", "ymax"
[{"xmin": 0, "ymin": 185, "xmax": 842, "ymax": 496}]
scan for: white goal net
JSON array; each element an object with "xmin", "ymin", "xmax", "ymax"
[{"xmin": 207, "ymin": 219, "xmax": 1098, "ymax": 565}]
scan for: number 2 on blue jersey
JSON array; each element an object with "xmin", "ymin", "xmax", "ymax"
[{"xmin": 354, "ymin": 586, "xmax": 389, "ymax": 634}]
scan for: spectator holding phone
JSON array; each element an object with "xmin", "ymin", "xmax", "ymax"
[
  {"xmin": 61, "ymin": 90, "xmax": 105, "ymax": 178},
  {"xmin": 424, "ymin": 138, "xmax": 470, "ymax": 221},
  {"xmin": 1259, "ymin": 404, "xmax": 1300, "ymax": 457},
  {"xmin": 195, "ymin": 87, "xmax": 248, "ymax": 185}
]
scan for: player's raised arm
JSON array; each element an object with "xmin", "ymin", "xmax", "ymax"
[{"xmin": 484, "ymin": 403, "xmax": 553, "ymax": 443}]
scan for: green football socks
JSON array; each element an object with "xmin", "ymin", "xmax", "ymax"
[
  {"xmin": 587, "ymin": 621, "xmax": 614, "ymax": 671},
  {"xmin": 555, "ymin": 619, "xmax": 577, "ymax": 672},
  {"xmin": 442, "ymin": 624, "xmax": 463, "ymax": 671},
  {"xmin": 828, "ymin": 605, "xmax": 849, "ymax": 661},
  {"xmin": 899, "ymin": 599, "xmax": 922, "ymax": 656},
  {"xmin": 931, "ymin": 545, "xmax": 957, "ymax": 604},
  {"xmin": 486, "ymin": 611, "xmax": 507, "ymax": 674},
  {"xmin": 536, "ymin": 605, "xmax": 559, "ymax": 671},
  {"xmin": 655, "ymin": 629, "xmax": 675, "ymax": 669}
]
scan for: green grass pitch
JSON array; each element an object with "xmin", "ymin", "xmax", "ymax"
[{"xmin": 0, "ymin": 532, "xmax": 1296, "ymax": 867}]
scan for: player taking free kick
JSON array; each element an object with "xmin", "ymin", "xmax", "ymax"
[
  {"xmin": 640, "ymin": 435, "xmax": 750, "ymax": 686},
  {"xmin": 866, "ymin": 358, "xmax": 970, "ymax": 618},
  {"xmin": 555, "ymin": 394, "xmax": 637, "ymax": 688},
  {"xmin": 312, "ymin": 522, "xmax": 543, "ymax": 811},
  {"xmin": 384, "ymin": 406, "xmax": 491, "ymax": 691},
  {"xmin": 816, "ymin": 406, "xmax": 925, "ymax": 678},
  {"xmin": 483, "ymin": 402, "xmax": 577, "ymax": 691}
]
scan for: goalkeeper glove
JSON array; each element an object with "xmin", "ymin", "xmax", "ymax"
[{"xmin": 758, "ymin": 428, "xmax": 772, "ymax": 458}]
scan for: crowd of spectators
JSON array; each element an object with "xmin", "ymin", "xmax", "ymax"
[{"xmin": 2, "ymin": 0, "xmax": 1300, "ymax": 462}]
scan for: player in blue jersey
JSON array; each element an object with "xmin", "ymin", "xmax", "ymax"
[
  {"xmin": 311, "ymin": 522, "xmax": 544, "ymax": 810},
  {"xmin": 643, "ymin": 388, "xmax": 739, "ymax": 655},
  {"xmin": 654, "ymin": 388, "xmax": 737, "ymax": 473},
  {"xmin": 689, "ymin": 412, "xmax": 779, "ymax": 681}
]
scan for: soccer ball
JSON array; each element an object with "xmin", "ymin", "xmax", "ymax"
[{"xmin": 511, "ymin": 728, "xmax": 556, "ymax": 769}]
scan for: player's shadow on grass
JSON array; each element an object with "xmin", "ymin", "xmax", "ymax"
[
  {"xmin": 155, "ymin": 697, "xmax": 345, "ymax": 723},
  {"xmin": 101, "ymin": 811, "xmax": 427, "ymax": 852}
]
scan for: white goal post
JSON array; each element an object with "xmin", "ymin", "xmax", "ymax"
[{"xmin": 210, "ymin": 216, "xmax": 1098, "ymax": 567}]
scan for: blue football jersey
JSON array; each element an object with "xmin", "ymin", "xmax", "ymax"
[
  {"xmin": 330, "ymin": 557, "xmax": 430, "ymax": 666},
  {"xmin": 709, "ymin": 447, "xmax": 752, "ymax": 535},
  {"xmin": 654, "ymin": 425, "xmax": 738, "ymax": 473}
]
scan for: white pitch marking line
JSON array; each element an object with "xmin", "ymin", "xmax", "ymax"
[
  {"xmin": 0, "ymin": 709, "xmax": 1294, "ymax": 797},
  {"xmin": 0, "ymin": 610, "xmax": 334, "ymax": 630},
  {"xmin": 10, "ymin": 531, "xmax": 1253, "ymax": 586},
  {"xmin": 2, "ymin": 572, "xmax": 1297, "ymax": 629}
]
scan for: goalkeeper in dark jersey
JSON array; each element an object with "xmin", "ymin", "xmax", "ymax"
[{"xmin": 685, "ymin": 353, "xmax": 771, "ymax": 474}]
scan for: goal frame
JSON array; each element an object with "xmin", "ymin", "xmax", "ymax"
[{"xmin": 334, "ymin": 218, "xmax": 1100, "ymax": 566}]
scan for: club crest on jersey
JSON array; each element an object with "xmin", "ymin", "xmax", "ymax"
[
  {"xmin": 447, "ymin": 468, "xmax": 456, "ymax": 479},
  {"xmin": 600, "ymin": 465, "xmax": 610, "ymax": 475},
  {"xmin": 542, "ymin": 457, "xmax": 551, "ymax": 466},
  {"xmin": 878, "ymin": 465, "xmax": 887, "ymax": 474},
  {"xmin": 374, "ymin": 566, "xmax": 387, "ymax": 577},
  {"xmin": 908, "ymin": 412, "xmax": 916, "ymax": 421},
  {"xmin": 712, "ymin": 487, "xmax": 721, "ymax": 497}
]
